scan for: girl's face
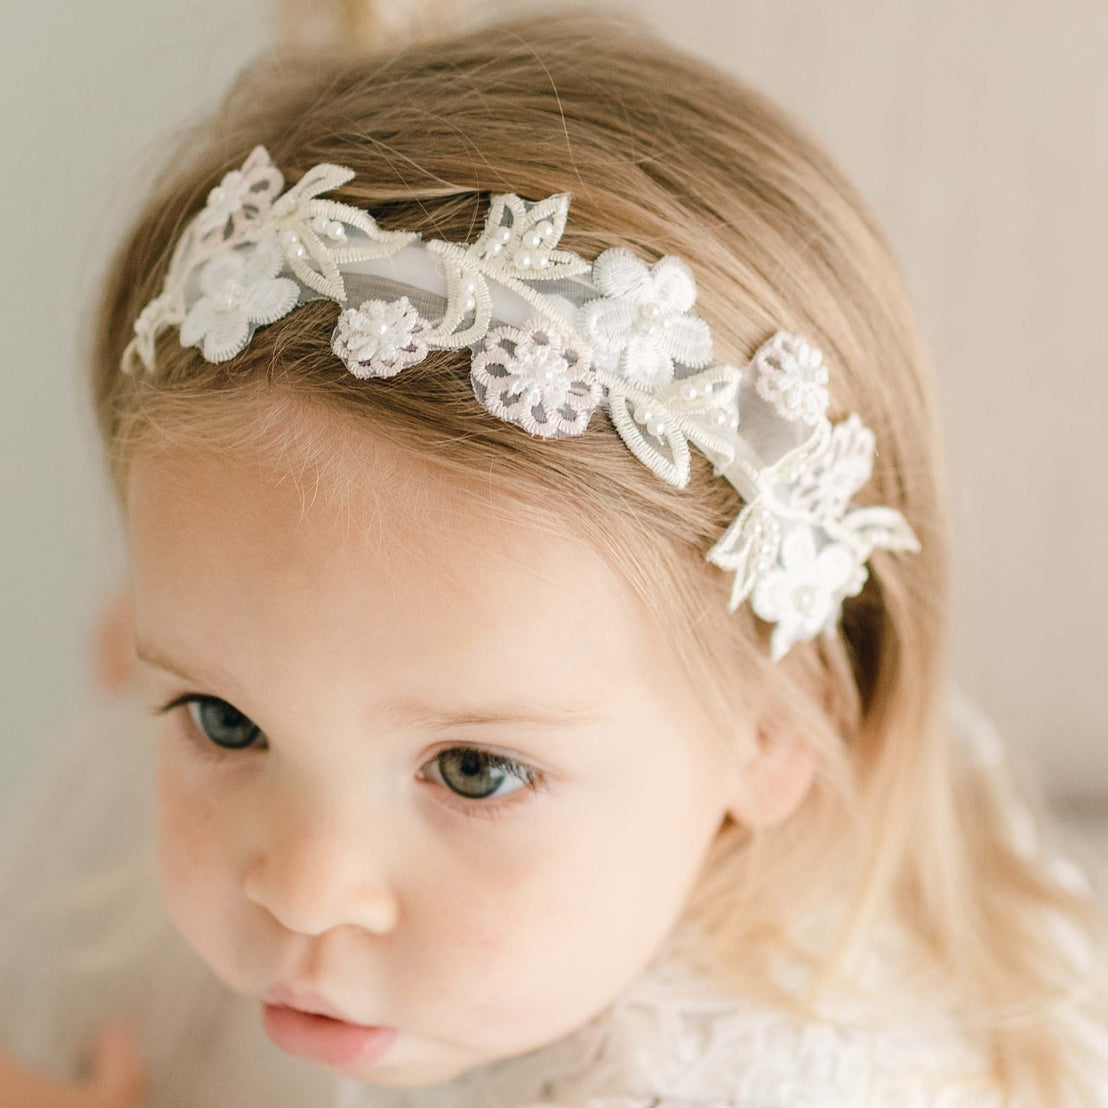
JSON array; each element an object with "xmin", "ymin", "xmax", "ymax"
[{"xmin": 125, "ymin": 436, "xmax": 743, "ymax": 1087}]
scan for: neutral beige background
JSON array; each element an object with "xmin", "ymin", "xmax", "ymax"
[{"xmin": 1, "ymin": 0, "xmax": 1105, "ymax": 813}]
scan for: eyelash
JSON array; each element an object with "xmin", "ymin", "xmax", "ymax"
[{"xmin": 152, "ymin": 693, "xmax": 549, "ymax": 820}]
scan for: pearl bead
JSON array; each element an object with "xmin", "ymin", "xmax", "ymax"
[
  {"xmin": 729, "ymin": 415, "xmax": 738, "ymax": 428},
  {"xmin": 490, "ymin": 242, "xmax": 502, "ymax": 254},
  {"xmin": 538, "ymin": 220, "xmax": 554, "ymax": 237},
  {"xmin": 465, "ymin": 297, "xmax": 476, "ymax": 310},
  {"xmin": 702, "ymin": 382, "xmax": 713, "ymax": 393},
  {"xmin": 292, "ymin": 244, "xmax": 306, "ymax": 258},
  {"xmin": 518, "ymin": 253, "xmax": 531, "ymax": 267},
  {"xmin": 682, "ymin": 384, "xmax": 698, "ymax": 399},
  {"xmin": 714, "ymin": 411, "xmax": 726, "ymax": 425},
  {"xmin": 312, "ymin": 214, "xmax": 329, "ymax": 233},
  {"xmin": 465, "ymin": 281, "xmax": 475, "ymax": 293},
  {"xmin": 538, "ymin": 256, "xmax": 549, "ymax": 267},
  {"xmin": 326, "ymin": 221, "xmax": 346, "ymax": 240},
  {"xmin": 525, "ymin": 232, "xmax": 541, "ymax": 247},
  {"xmin": 498, "ymin": 227, "xmax": 511, "ymax": 242},
  {"xmin": 378, "ymin": 323, "xmax": 389, "ymax": 334}
]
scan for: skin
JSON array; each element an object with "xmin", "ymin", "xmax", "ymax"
[{"xmin": 120, "ymin": 430, "xmax": 814, "ymax": 1089}]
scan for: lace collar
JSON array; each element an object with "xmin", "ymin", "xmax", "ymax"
[{"xmin": 330, "ymin": 919, "xmax": 1004, "ymax": 1108}]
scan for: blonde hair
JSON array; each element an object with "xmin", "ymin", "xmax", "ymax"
[{"xmin": 86, "ymin": 5, "xmax": 1108, "ymax": 1101}]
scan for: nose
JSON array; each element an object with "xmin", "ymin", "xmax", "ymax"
[{"xmin": 242, "ymin": 796, "xmax": 400, "ymax": 936}]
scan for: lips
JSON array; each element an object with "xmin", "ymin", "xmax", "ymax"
[
  {"xmin": 260, "ymin": 1000, "xmax": 398, "ymax": 1067},
  {"xmin": 261, "ymin": 982, "xmax": 368, "ymax": 1024}
]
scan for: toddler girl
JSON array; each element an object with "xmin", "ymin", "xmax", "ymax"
[{"xmin": 2, "ymin": 4, "xmax": 1107, "ymax": 1106}]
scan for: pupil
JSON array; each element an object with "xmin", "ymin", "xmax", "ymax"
[{"xmin": 441, "ymin": 749, "xmax": 506, "ymax": 799}]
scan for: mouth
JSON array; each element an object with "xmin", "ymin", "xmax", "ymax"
[
  {"xmin": 261, "ymin": 983, "xmax": 364, "ymax": 1023},
  {"xmin": 261, "ymin": 1002, "xmax": 398, "ymax": 1067}
]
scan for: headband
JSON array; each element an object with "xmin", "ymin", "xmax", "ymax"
[{"xmin": 122, "ymin": 145, "xmax": 919, "ymax": 661}]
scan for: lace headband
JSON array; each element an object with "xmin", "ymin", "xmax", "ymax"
[{"xmin": 121, "ymin": 145, "xmax": 920, "ymax": 661}]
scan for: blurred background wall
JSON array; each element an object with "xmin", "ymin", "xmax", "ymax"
[{"xmin": 2, "ymin": 0, "xmax": 1105, "ymax": 815}]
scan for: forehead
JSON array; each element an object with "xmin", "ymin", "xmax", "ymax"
[{"xmin": 123, "ymin": 436, "xmax": 670, "ymax": 704}]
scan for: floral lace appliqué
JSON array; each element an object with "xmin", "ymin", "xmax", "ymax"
[
  {"xmin": 578, "ymin": 248, "xmax": 713, "ymax": 389},
  {"xmin": 752, "ymin": 331, "xmax": 830, "ymax": 425},
  {"xmin": 787, "ymin": 412, "xmax": 876, "ymax": 522},
  {"xmin": 331, "ymin": 295, "xmax": 431, "ymax": 378},
  {"xmin": 178, "ymin": 234, "xmax": 299, "ymax": 363},
  {"xmin": 470, "ymin": 319, "xmax": 602, "ymax": 438},
  {"xmin": 192, "ymin": 145, "xmax": 285, "ymax": 248},
  {"xmin": 750, "ymin": 526, "xmax": 864, "ymax": 662}
]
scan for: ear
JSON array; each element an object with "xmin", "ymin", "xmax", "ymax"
[{"xmin": 725, "ymin": 714, "xmax": 818, "ymax": 829}]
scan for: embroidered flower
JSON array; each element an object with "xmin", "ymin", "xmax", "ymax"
[
  {"xmin": 470, "ymin": 318, "xmax": 601, "ymax": 438},
  {"xmin": 178, "ymin": 234, "xmax": 299, "ymax": 363},
  {"xmin": 331, "ymin": 296, "xmax": 431, "ymax": 379},
  {"xmin": 788, "ymin": 413, "xmax": 876, "ymax": 522},
  {"xmin": 751, "ymin": 525, "xmax": 863, "ymax": 662},
  {"xmin": 193, "ymin": 146, "xmax": 284, "ymax": 246},
  {"xmin": 752, "ymin": 331, "xmax": 830, "ymax": 425},
  {"xmin": 578, "ymin": 248, "xmax": 713, "ymax": 389}
]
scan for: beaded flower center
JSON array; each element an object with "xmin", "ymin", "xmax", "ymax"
[
  {"xmin": 508, "ymin": 338, "xmax": 573, "ymax": 406},
  {"xmin": 214, "ymin": 279, "xmax": 245, "ymax": 313}
]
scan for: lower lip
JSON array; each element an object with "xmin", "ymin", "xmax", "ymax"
[{"xmin": 262, "ymin": 1003, "xmax": 398, "ymax": 1067}]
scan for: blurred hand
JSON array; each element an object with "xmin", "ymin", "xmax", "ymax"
[{"xmin": 0, "ymin": 1020, "xmax": 144, "ymax": 1107}]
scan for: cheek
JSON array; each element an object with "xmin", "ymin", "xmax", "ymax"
[
  {"xmin": 407, "ymin": 798, "xmax": 694, "ymax": 1035},
  {"xmin": 154, "ymin": 733, "xmax": 235, "ymax": 937}
]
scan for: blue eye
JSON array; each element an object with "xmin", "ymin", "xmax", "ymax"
[{"xmin": 184, "ymin": 695, "xmax": 261, "ymax": 751}]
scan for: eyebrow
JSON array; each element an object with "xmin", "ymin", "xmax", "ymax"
[{"xmin": 133, "ymin": 639, "xmax": 606, "ymax": 731}]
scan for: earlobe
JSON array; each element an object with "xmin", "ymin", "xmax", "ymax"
[{"xmin": 726, "ymin": 721, "xmax": 817, "ymax": 829}]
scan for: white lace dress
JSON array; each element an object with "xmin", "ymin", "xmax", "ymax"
[{"xmin": 0, "ymin": 683, "xmax": 1102, "ymax": 1107}]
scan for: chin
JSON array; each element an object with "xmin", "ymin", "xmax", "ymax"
[{"xmin": 346, "ymin": 1045, "xmax": 493, "ymax": 1088}]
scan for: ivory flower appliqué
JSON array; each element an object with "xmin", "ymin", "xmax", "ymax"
[
  {"xmin": 578, "ymin": 248, "xmax": 713, "ymax": 389},
  {"xmin": 470, "ymin": 319, "xmax": 601, "ymax": 438},
  {"xmin": 752, "ymin": 331, "xmax": 831, "ymax": 425},
  {"xmin": 179, "ymin": 234, "xmax": 299, "ymax": 363},
  {"xmin": 751, "ymin": 525, "xmax": 863, "ymax": 662},
  {"xmin": 192, "ymin": 145, "xmax": 285, "ymax": 247},
  {"xmin": 331, "ymin": 296, "xmax": 431, "ymax": 378},
  {"xmin": 788, "ymin": 413, "xmax": 877, "ymax": 522}
]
